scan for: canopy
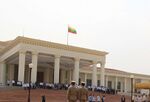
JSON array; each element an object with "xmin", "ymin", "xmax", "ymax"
[{"xmin": 135, "ymin": 83, "xmax": 150, "ymax": 89}]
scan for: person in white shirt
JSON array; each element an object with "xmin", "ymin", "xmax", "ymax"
[
  {"xmin": 7, "ymin": 80, "xmax": 10, "ymax": 86},
  {"xmin": 12, "ymin": 80, "xmax": 15, "ymax": 86},
  {"xmin": 92, "ymin": 94, "xmax": 96, "ymax": 102},
  {"xmin": 134, "ymin": 95, "xmax": 138, "ymax": 102},
  {"xmin": 101, "ymin": 95, "xmax": 105, "ymax": 102},
  {"xmin": 97, "ymin": 94, "xmax": 101, "ymax": 102},
  {"xmin": 142, "ymin": 94, "xmax": 147, "ymax": 102},
  {"xmin": 88, "ymin": 93, "xmax": 93, "ymax": 102},
  {"xmin": 137, "ymin": 95, "xmax": 142, "ymax": 102}
]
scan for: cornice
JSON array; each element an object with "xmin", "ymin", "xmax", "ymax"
[
  {"xmin": 0, "ymin": 36, "xmax": 108, "ymax": 56},
  {"xmin": 0, "ymin": 39, "xmax": 18, "ymax": 56},
  {"xmin": 80, "ymin": 67, "xmax": 150, "ymax": 78}
]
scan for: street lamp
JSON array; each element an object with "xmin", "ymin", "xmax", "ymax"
[
  {"xmin": 28, "ymin": 63, "xmax": 33, "ymax": 102},
  {"xmin": 130, "ymin": 75, "xmax": 134, "ymax": 102}
]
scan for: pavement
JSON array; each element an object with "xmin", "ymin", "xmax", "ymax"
[{"xmin": 0, "ymin": 87, "xmax": 131, "ymax": 102}]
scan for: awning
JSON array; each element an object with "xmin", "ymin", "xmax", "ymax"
[{"xmin": 135, "ymin": 83, "xmax": 150, "ymax": 89}]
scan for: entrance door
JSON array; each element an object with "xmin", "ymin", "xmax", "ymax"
[
  {"xmin": 14, "ymin": 65, "xmax": 18, "ymax": 81},
  {"xmin": 37, "ymin": 72, "xmax": 44, "ymax": 82}
]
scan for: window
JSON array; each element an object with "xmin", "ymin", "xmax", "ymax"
[
  {"xmin": 86, "ymin": 79, "xmax": 92, "ymax": 86},
  {"xmin": 117, "ymin": 82, "xmax": 121, "ymax": 90},
  {"xmin": 97, "ymin": 80, "xmax": 100, "ymax": 86},
  {"xmin": 108, "ymin": 81, "xmax": 112, "ymax": 88}
]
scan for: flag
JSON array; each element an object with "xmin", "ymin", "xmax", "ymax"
[{"xmin": 68, "ymin": 26, "xmax": 77, "ymax": 34}]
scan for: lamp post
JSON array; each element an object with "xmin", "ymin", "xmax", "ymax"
[
  {"xmin": 130, "ymin": 75, "xmax": 134, "ymax": 102},
  {"xmin": 28, "ymin": 63, "xmax": 33, "ymax": 102}
]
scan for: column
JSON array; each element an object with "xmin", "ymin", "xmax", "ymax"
[
  {"xmin": 133, "ymin": 78, "xmax": 135, "ymax": 93},
  {"xmin": 73, "ymin": 57, "xmax": 80, "ymax": 85},
  {"xmin": 54, "ymin": 55, "xmax": 60, "ymax": 84},
  {"xmin": 47, "ymin": 68, "xmax": 50, "ymax": 83},
  {"xmin": 9, "ymin": 64, "xmax": 15, "ymax": 81},
  {"xmin": 0, "ymin": 61, "xmax": 6, "ymax": 85},
  {"xmin": 115, "ymin": 76, "xmax": 118, "ymax": 92},
  {"xmin": 124, "ymin": 77, "xmax": 127, "ymax": 92},
  {"xmin": 84, "ymin": 73, "xmax": 87, "ymax": 85},
  {"xmin": 31, "ymin": 51, "xmax": 38, "ymax": 83},
  {"xmin": 69, "ymin": 69, "xmax": 72, "ymax": 83},
  {"xmin": 60, "ymin": 69, "xmax": 66, "ymax": 83},
  {"xmin": 67, "ymin": 70, "xmax": 70, "ymax": 83},
  {"xmin": 49, "ymin": 69, "xmax": 53, "ymax": 83},
  {"xmin": 44, "ymin": 68, "xmax": 50, "ymax": 83},
  {"xmin": 105, "ymin": 75, "xmax": 108, "ymax": 87},
  {"xmin": 112, "ymin": 81, "xmax": 115, "ymax": 89},
  {"xmin": 18, "ymin": 50, "xmax": 26, "ymax": 83},
  {"xmin": 92, "ymin": 61, "xmax": 97, "ymax": 87},
  {"xmin": 121, "ymin": 82, "xmax": 123, "ymax": 92},
  {"xmin": 101, "ymin": 62, "xmax": 105, "ymax": 86}
]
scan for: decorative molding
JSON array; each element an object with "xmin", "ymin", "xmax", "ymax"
[
  {"xmin": 55, "ymin": 55, "xmax": 61, "ymax": 59},
  {"xmin": 0, "ymin": 61, "xmax": 6, "ymax": 64},
  {"xmin": 92, "ymin": 60, "xmax": 98, "ymax": 64},
  {"xmin": 19, "ymin": 50, "xmax": 26, "ymax": 54},
  {"xmin": 0, "ymin": 36, "xmax": 108, "ymax": 56},
  {"xmin": 74, "ymin": 57, "xmax": 80, "ymax": 61},
  {"xmin": 32, "ymin": 51, "xmax": 38, "ymax": 55}
]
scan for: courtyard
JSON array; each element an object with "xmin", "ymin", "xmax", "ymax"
[{"xmin": 0, "ymin": 87, "xmax": 131, "ymax": 102}]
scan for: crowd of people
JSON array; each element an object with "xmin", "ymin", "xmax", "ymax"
[
  {"xmin": 7, "ymin": 80, "xmax": 107, "ymax": 102},
  {"xmin": 7, "ymin": 80, "xmax": 150, "ymax": 102},
  {"xmin": 88, "ymin": 93, "xmax": 105, "ymax": 102},
  {"xmin": 133, "ymin": 94, "xmax": 150, "ymax": 102},
  {"xmin": 91, "ymin": 86, "xmax": 115, "ymax": 94},
  {"xmin": 6, "ymin": 80, "xmax": 115, "ymax": 95},
  {"xmin": 7, "ymin": 80, "xmax": 69, "ymax": 90}
]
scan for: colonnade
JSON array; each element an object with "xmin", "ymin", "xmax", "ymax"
[
  {"xmin": 0, "ymin": 52, "xmax": 142, "ymax": 93},
  {"xmin": 0, "ymin": 50, "xmax": 105, "ymax": 87}
]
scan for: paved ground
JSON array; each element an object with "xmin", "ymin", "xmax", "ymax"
[{"xmin": 0, "ymin": 87, "xmax": 131, "ymax": 102}]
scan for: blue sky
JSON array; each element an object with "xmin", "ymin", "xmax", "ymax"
[{"xmin": 0, "ymin": 0, "xmax": 150, "ymax": 75}]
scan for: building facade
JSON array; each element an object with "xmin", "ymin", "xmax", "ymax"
[{"xmin": 0, "ymin": 36, "xmax": 150, "ymax": 93}]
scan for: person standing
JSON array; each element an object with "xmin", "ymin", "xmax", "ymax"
[
  {"xmin": 134, "ymin": 95, "xmax": 138, "ymax": 102},
  {"xmin": 88, "ymin": 93, "xmax": 93, "ymax": 102},
  {"xmin": 92, "ymin": 94, "xmax": 96, "ymax": 102},
  {"xmin": 101, "ymin": 95, "xmax": 105, "ymax": 102},
  {"xmin": 137, "ymin": 95, "xmax": 142, "ymax": 102},
  {"xmin": 97, "ymin": 94, "xmax": 101, "ymax": 102},
  {"xmin": 142, "ymin": 94, "xmax": 147, "ymax": 102},
  {"xmin": 121, "ymin": 95, "xmax": 126, "ymax": 102},
  {"xmin": 78, "ymin": 82, "xmax": 88, "ymax": 102},
  {"xmin": 67, "ymin": 81, "xmax": 78, "ymax": 102}
]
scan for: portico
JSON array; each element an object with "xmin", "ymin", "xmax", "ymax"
[{"xmin": 0, "ymin": 36, "xmax": 107, "ymax": 86}]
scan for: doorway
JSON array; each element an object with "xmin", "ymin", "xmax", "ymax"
[{"xmin": 37, "ymin": 72, "xmax": 44, "ymax": 82}]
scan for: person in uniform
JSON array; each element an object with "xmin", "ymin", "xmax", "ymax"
[
  {"xmin": 67, "ymin": 81, "xmax": 78, "ymax": 102},
  {"xmin": 78, "ymin": 82, "xmax": 88, "ymax": 102}
]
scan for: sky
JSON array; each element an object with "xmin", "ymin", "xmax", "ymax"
[{"xmin": 0, "ymin": 0, "xmax": 150, "ymax": 75}]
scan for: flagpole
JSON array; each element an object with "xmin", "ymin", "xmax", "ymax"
[
  {"xmin": 67, "ymin": 31, "xmax": 72, "ymax": 83},
  {"xmin": 67, "ymin": 24, "xmax": 70, "ymax": 45},
  {"xmin": 67, "ymin": 25, "xmax": 71, "ymax": 83},
  {"xmin": 67, "ymin": 31, "xmax": 69, "ymax": 45}
]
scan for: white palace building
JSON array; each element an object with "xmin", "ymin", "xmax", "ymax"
[{"xmin": 0, "ymin": 36, "xmax": 150, "ymax": 93}]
